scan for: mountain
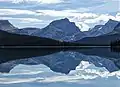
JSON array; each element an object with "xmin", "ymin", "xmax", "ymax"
[
  {"xmin": 32, "ymin": 18, "xmax": 86, "ymax": 41},
  {"xmin": 85, "ymin": 19, "xmax": 119, "ymax": 37},
  {"xmin": 0, "ymin": 20, "xmax": 17, "ymax": 31},
  {"xmin": 99, "ymin": 19, "xmax": 119, "ymax": 34},
  {"xmin": 84, "ymin": 25, "xmax": 104, "ymax": 37},
  {"xmin": 108, "ymin": 23, "xmax": 120, "ymax": 35},
  {"xmin": 0, "ymin": 28, "xmax": 84, "ymax": 48},
  {"xmin": 0, "ymin": 20, "xmax": 40, "ymax": 35},
  {"xmin": 0, "ymin": 19, "xmax": 119, "ymax": 43},
  {"xmin": 75, "ymin": 20, "xmax": 120, "ymax": 45},
  {"xmin": 0, "ymin": 19, "xmax": 85, "ymax": 42},
  {"xmin": 32, "ymin": 18, "xmax": 119, "ymax": 42},
  {"xmin": 115, "ymin": 23, "xmax": 120, "ymax": 31}
]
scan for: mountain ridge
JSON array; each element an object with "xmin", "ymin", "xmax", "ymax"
[
  {"xmin": 75, "ymin": 20, "xmax": 120, "ymax": 45},
  {"xmin": 0, "ymin": 18, "xmax": 119, "ymax": 43}
]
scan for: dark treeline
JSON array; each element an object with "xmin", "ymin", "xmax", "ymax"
[{"xmin": 111, "ymin": 39, "xmax": 120, "ymax": 52}]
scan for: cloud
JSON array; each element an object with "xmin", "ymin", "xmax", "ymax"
[
  {"xmin": 0, "ymin": 0, "xmax": 63, "ymax": 4},
  {"xmin": 83, "ymin": 14, "xmax": 118, "ymax": 24},
  {"xmin": 37, "ymin": 0, "xmax": 63, "ymax": 4},
  {"xmin": 75, "ymin": 22, "xmax": 90, "ymax": 31},
  {"xmin": 36, "ymin": 9, "xmax": 119, "ymax": 21},
  {"xmin": 116, "ymin": 13, "xmax": 120, "ymax": 19},
  {"xmin": 36, "ymin": 10, "xmax": 95, "ymax": 17},
  {"xmin": 0, "ymin": 17, "xmax": 45, "ymax": 28},
  {"xmin": 0, "ymin": 16, "xmax": 43, "ymax": 23},
  {"xmin": 0, "ymin": 8, "xmax": 119, "ymax": 31},
  {"xmin": 70, "ymin": 13, "xmax": 120, "ymax": 31},
  {"xmin": 90, "ymin": 0, "xmax": 119, "ymax": 13},
  {"xmin": 0, "ymin": 9, "xmax": 37, "ymax": 15},
  {"xmin": 33, "ymin": 9, "xmax": 120, "ymax": 31}
]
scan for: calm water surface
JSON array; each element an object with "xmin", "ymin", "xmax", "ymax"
[{"xmin": 0, "ymin": 47, "xmax": 120, "ymax": 87}]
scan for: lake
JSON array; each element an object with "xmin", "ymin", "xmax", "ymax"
[{"xmin": 0, "ymin": 47, "xmax": 120, "ymax": 87}]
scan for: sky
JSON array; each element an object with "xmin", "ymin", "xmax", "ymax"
[{"xmin": 0, "ymin": 0, "xmax": 119, "ymax": 31}]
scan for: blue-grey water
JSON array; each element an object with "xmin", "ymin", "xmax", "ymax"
[{"xmin": 0, "ymin": 48, "xmax": 120, "ymax": 87}]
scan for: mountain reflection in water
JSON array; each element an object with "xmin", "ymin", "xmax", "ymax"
[{"xmin": 0, "ymin": 47, "xmax": 120, "ymax": 74}]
